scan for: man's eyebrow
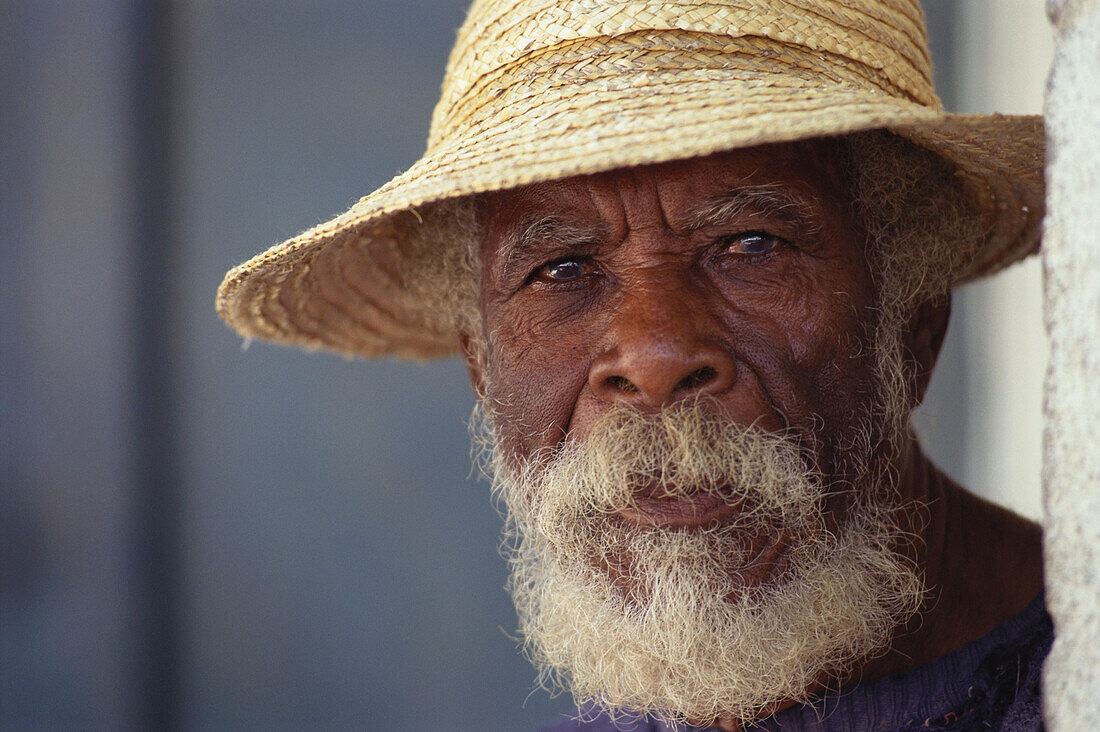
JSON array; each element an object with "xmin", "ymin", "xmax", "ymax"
[
  {"xmin": 496, "ymin": 215, "xmax": 605, "ymax": 281},
  {"xmin": 686, "ymin": 184, "xmax": 822, "ymax": 236}
]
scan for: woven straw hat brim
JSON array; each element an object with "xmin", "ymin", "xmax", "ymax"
[{"xmin": 216, "ymin": 76, "xmax": 1044, "ymax": 360}]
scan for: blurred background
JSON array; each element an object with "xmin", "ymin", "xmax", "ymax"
[{"xmin": 0, "ymin": 1, "xmax": 1051, "ymax": 730}]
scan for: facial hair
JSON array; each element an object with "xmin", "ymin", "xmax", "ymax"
[{"xmin": 475, "ymin": 328, "xmax": 924, "ymax": 726}]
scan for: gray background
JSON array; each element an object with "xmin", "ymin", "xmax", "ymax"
[{"xmin": 1, "ymin": 2, "xmax": 982, "ymax": 730}]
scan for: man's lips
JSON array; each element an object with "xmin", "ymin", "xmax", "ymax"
[{"xmin": 616, "ymin": 483, "xmax": 742, "ymax": 528}]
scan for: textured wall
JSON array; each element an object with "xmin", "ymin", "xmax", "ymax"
[{"xmin": 1042, "ymin": 0, "xmax": 1100, "ymax": 726}]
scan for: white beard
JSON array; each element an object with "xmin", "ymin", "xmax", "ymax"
[{"xmin": 480, "ymin": 403, "xmax": 924, "ymax": 726}]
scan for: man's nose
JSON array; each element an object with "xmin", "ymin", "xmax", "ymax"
[{"xmin": 588, "ymin": 289, "xmax": 736, "ymax": 408}]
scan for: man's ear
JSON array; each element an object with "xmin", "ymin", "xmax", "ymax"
[
  {"xmin": 903, "ymin": 292, "xmax": 951, "ymax": 403},
  {"xmin": 459, "ymin": 331, "xmax": 487, "ymax": 400}
]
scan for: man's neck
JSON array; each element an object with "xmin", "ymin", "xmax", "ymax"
[{"xmin": 861, "ymin": 445, "xmax": 1044, "ymax": 681}]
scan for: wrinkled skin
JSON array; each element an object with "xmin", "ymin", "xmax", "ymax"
[
  {"xmin": 460, "ymin": 140, "xmax": 1043, "ymax": 730},
  {"xmin": 480, "ymin": 144, "xmax": 873, "ymax": 467}
]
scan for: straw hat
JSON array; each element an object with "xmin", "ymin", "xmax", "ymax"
[{"xmin": 216, "ymin": 0, "xmax": 1044, "ymax": 360}]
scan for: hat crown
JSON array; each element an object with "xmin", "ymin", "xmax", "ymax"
[{"xmin": 429, "ymin": 0, "xmax": 938, "ymax": 149}]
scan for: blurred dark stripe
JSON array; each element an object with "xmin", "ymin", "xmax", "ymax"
[
  {"xmin": 128, "ymin": 1, "xmax": 182, "ymax": 729},
  {"xmin": 0, "ymin": 1, "xmax": 25, "ymax": 472}
]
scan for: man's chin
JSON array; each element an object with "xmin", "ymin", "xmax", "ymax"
[
  {"xmin": 507, "ymin": 500, "xmax": 923, "ymax": 727},
  {"xmin": 599, "ymin": 516, "xmax": 799, "ymax": 603}
]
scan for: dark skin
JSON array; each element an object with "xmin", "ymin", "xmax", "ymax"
[{"xmin": 459, "ymin": 140, "xmax": 1043, "ymax": 731}]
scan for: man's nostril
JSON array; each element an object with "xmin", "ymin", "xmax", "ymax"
[
  {"xmin": 676, "ymin": 366, "xmax": 718, "ymax": 392},
  {"xmin": 605, "ymin": 375, "xmax": 639, "ymax": 393}
]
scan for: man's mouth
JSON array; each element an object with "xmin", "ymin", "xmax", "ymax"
[{"xmin": 615, "ymin": 482, "xmax": 743, "ymax": 529}]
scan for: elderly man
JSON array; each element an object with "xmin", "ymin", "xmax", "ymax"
[{"xmin": 218, "ymin": 0, "xmax": 1049, "ymax": 729}]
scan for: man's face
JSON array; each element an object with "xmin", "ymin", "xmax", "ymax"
[
  {"xmin": 464, "ymin": 140, "xmax": 923, "ymax": 725},
  {"xmin": 477, "ymin": 140, "xmax": 879, "ymax": 513}
]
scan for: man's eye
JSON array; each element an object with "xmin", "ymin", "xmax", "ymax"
[
  {"xmin": 532, "ymin": 257, "xmax": 594, "ymax": 283},
  {"xmin": 718, "ymin": 232, "xmax": 784, "ymax": 257}
]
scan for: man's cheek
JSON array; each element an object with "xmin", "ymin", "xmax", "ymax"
[{"xmin": 487, "ymin": 349, "xmax": 587, "ymax": 457}]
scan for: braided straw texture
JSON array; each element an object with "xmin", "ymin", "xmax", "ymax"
[{"xmin": 216, "ymin": 0, "xmax": 1044, "ymax": 360}]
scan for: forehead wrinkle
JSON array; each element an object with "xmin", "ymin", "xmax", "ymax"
[
  {"xmin": 496, "ymin": 214, "xmax": 606, "ymax": 281},
  {"xmin": 685, "ymin": 184, "xmax": 823, "ymax": 238}
]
